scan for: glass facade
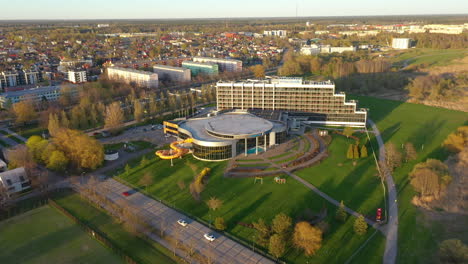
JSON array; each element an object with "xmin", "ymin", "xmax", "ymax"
[
  {"xmin": 192, "ymin": 143, "xmax": 232, "ymax": 161},
  {"xmin": 275, "ymin": 131, "xmax": 287, "ymax": 145}
]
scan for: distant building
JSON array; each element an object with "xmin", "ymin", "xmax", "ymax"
[
  {"xmin": 0, "ymin": 70, "xmax": 42, "ymax": 91},
  {"xmin": 300, "ymin": 45, "xmax": 321, "ymax": 55},
  {"xmin": 153, "ymin": 65, "xmax": 191, "ymax": 83},
  {"xmin": 0, "ymin": 167, "xmax": 30, "ymax": 197},
  {"xmin": 320, "ymin": 45, "xmax": 357, "ymax": 53},
  {"xmin": 67, "ymin": 70, "xmax": 88, "ymax": 84},
  {"xmin": 97, "ymin": 24, "xmax": 110, "ymax": 28},
  {"xmin": 58, "ymin": 59, "xmax": 93, "ymax": 72},
  {"xmin": 263, "ymin": 30, "xmax": 287, "ymax": 38},
  {"xmin": 107, "ymin": 67, "xmax": 159, "ymax": 88},
  {"xmin": 193, "ymin": 57, "xmax": 242, "ymax": 72},
  {"xmin": 392, "ymin": 38, "xmax": 412, "ymax": 49},
  {"xmin": 0, "ymin": 85, "xmax": 77, "ymax": 108},
  {"xmin": 182, "ymin": 61, "xmax": 219, "ymax": 76}
]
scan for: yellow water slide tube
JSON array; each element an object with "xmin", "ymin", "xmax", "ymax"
[{"xmin": 155, "ymin": 138, "xmax": 193, "ymax": 159}]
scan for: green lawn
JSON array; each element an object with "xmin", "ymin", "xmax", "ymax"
[
  {"xmin": 350, "ymin": 95, "xmax": 468, "ymax": 263},
  {"xmin": 295, "ymin": 133, "xmax": 384, "ymax": 217},
  {"xmin": 117, "ymin": 154, "xmax": 383, "ymax": 263},
  {"xmin": 392, "ymin": 48, "xmax": 468, "ymax": 68},
  {"xmin": 53, "ymin": 192, "xmax": 178, "ymax": 264},
  {"xmin": 0, "ymin": 138, "xmax": 10, "ymax": 147},
  {"xmin": 0, "ymin": 205, "xmax": 123, "ymax": 264}
]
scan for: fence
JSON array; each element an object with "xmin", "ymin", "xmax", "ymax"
[{"xmin": 48, "ymin": 199, "xmax": 139, "ymax": 264}]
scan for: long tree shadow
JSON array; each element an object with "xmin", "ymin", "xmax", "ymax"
[
  {"xmin": 227, "ymin": 192, "xmax": 272, "ymax": 229},
  {"xmin": 407, "ymin": 119, "xmax": 446, "ymax": 150}
]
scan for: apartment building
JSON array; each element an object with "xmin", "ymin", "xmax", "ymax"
[
  {"xmin": 0, "ymin": 85, "xmax": 77, "ymax": 108},
  {"xmin": 216, "ymin": 77, "xmax": 367, "ymax": 127},
  {"xmin": 153, "ymin": 65, "xmax": 191, "ymax": 82},
  {"xmin": 263, "ymin": 30, "xmax": 288, "ymax": 38},
  {"xmin": 392, "ymin": 38, "xmax": 412, "ymax": 49},
  {"xmin": 107, "ymin": 67, "xmax": 159, "ymax": 88},
  {"xmin": 192, "ymin": 57, "xmax": 243, "ymax": 72},
  {"xmin": 182, "ymin": 61, "xmax": 219, "ymax": 76},
  {"xmin": 0, "ymin": 70, "xmax": 42, "ymax": 91},
  {"xmin": 67, "ymin": 70, "xmax": 88, "ymax": 84},
  {"xmin": 0, "ymin": 167, "xmax": 30, "ymax": 197}
]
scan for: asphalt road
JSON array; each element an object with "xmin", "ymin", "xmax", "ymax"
[
  {"xmin": 368, "ymin": 119, "xmax": 398, "ymax": 264},
  {"xmin": 97, "ymin": 179, "xmax": 275, "ymax": 264}
]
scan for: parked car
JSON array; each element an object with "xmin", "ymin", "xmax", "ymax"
[
  {"xmin": 177, "ymin": 219, "xmax": 188, "ymax": 227},
  {"xmin": 204, "ymin": 233, "xmax": 216, "ymax": 242},
  {"xmin": 376, "ymin": 208, "xmax": 382, "ymax": 222}
]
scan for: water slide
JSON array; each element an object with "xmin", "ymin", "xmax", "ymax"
[{"xmin": 155, "ymin": 138, "xmax": 193, "ymax": 159}]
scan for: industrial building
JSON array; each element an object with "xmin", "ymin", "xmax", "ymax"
[
  {"xmin": 153, "ymin": 65, "xmax": 191, "ymax": 83},
  {"xmin": 216, "ymin": 77, "xmax": 367, "ymax": 127},
  {"xmin": 392, "ymin": 38, "xmax": 412, "ymax": 49},
  {"xmin": 107, "ymin": 67, "xmax": 159, "ymax": 88},
  {"xmin": 164, "ymin": 111, "xmax": 287, "ymax": 161},
  {"xmin": 182, "ymin": 61, "xmax": 219, "ymax": 76},
  {"xmin": 193, "ymin": 57, "xmax": 243, "ymax": 72}
]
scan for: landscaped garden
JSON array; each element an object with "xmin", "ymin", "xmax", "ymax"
[
  {"xmin": 0, "ymin": 205, "xmax": 123, "ymax": 264},
  {"xmin": 117, "ymin": 153, "xmax": 384, "ymax": 263}
]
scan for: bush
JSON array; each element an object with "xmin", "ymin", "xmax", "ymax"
[
  {"xmin": 438, "ymin": 239, "xmax": 468, "ymax": 264},
  {"xmin": 214, "ymin": 217, "xmax": 226, "ymax": 231}
]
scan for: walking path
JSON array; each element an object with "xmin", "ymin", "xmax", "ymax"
[
  {"xmin": 368, "ymin": 119, "xmax": 398, "ymax": 264},
  {"xmin": 1, "ymin": 128, "xmax": 27, "ymax": 142}
]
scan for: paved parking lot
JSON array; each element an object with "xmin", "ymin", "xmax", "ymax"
[{"xmin": 99, "ymin": 179, "xmax": 275, "ymax": 264}]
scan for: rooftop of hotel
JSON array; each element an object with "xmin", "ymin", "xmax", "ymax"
[
  {"xmin": 179, "ymin": 111, "xmax": 285, "ymax": 142},
  {"xmin": 217, "ymin": 77, "xmax": 334, "ymax": 86}
]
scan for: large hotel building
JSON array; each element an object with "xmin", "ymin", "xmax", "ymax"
[
  {"xmin": 193, "ymin": 57, "xmax": 243, "ymax": 72},
  {"xmin": 216, "ymin": 77, "xmax": 367, "ymax": 127},
  {"xmin": 107, "ymin": 67, "xmax": 159, "ymax": 88}
]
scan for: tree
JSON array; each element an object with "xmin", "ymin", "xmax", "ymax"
[
  {"xmin": 292, "ymin": 221, "xmax": 323, "ymax": 256},
  {"xmin": 125, "ymin": 164, "xmax": 131, "ymax": 176},
  {"xmin": 353, "ymin": 144, "xmax": 360, "ymax": 159},
  {"xmin": 443, "ymin": 126, "xmax": 468, "ymax": 153},
  {"xmin": 271, "ymin": 213, "xmax": 292, "ymax": 237},
  {"xmin": 214, "ymin": 217, "xmax": 227, "ymax": 231},
  {"xmin": 404, "ymin": 142, "xmax": 417, "ymax": 162},
  {"xmin": 12, "ymin": 100, "xmax": 37, "ymax": 125},
  {"xmin": 353, "ymin": 214, "xmax": 368, "ymax": 235},
  {"xmin": 250, "ymin": 65, "xmax": 265, "ymax": 78},
  {"xmin": 133, "ymin": 100, "xmax": 144, "ymax": 122},
  {"xmin": 269, "ymin": 234, "xmax": 286, "ymax": 259},
  {"xmin": 7, "ymin": 146, "xmax": 36, "ymax": 171},
  {"xmin": 48, "ymin": 113, "xmax": 61, "ymax": 137},
  {"xmin": 409, "ymin": 159, "xmax": 451, "ymax": 198},
  {"xmin": 347, "ymin": 144, "xmax": 354, "ymax": 159},
  {"xmin": 52, "ymin": 129, "xmax": 104, "ymax": 170},
  {"xmin": 206, "ymin": 197, "xmax": 223, "ymax": 211},
  {"xmin": 253, "ymin": 218, "xmax": 271, "ymax": 246},
  {"xmin": 336, "ymin": 200, "xmax": 347, "ymax": 222},
  {"xmin": 343, "ymin": 127, "xmax": 354, "ymax": 138},
  {"xmin": 59, "ymin": 110, "xmax": 70, "ymax": 128},
  {"xmin": 360, "ymin": 145, "xmax": 368, "ymax": 158},
  {"xmin": 385, "ymin": 142, "xmax": 402, "ymax": 172},
  {"xmin": 438, "ymin": 239, "xmax": 468, "ymax": 264},
  {"xmin": 46, "ymin": 150, "xmax": 69, "ymax": 171},
  {"xmin": 138, "ymin": 172, "xmax": 154, "ymax": 192},
  {"xmin": 104, "ymin": 102, "xmax": 124, "ymax": 134}
]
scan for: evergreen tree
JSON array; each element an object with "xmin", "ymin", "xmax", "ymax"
[
  {"xmin": 353, "ymin": 144, "xmax": 360, "ymax": 159},
  {"xmin": 59, "ymin": 111, "xmax": 70, "ymax": 128},
  {"xmin": 347, "ymin": 144, "xmax": 354, "ymax": 159},
  {"xmin": 335, "ymin": 200, "xmax": 347, "ymax": 222},
  {"xmin": 361, "ymin": 145, "xmax": 368, "ymax": 158},
  {"xmin": 353, "ymin": 214, "xmax": 368, "ymax": 235}
]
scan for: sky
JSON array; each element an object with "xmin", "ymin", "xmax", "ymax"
[{"xmin": 0, "ymin": 0, "xmax": 466, "ymax": 20}]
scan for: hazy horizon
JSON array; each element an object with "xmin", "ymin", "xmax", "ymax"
[{"xmin": 0, "ymin": 0, "xmax": 467, "ymax": 20}]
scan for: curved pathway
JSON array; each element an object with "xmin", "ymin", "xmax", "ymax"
[{"xmin": 368, "ymin": 119, "xmax": 398, "ymax": 264}]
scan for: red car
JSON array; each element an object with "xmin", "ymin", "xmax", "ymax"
[
  {"xmin": 376, "ymin": 208, "xmax": 382, "ymax": 222},
  {"xmin": 122, "ymin": 191, "xmax": 130, "ymax": 197}
]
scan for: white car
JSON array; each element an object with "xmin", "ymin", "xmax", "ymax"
[
  {"xmin": 177, "ymin": 219, "xmax": 188, "ymax": 227},
  {"xmin": 204, "ymin": 233, "xmax": 216, "ymax": 242}
]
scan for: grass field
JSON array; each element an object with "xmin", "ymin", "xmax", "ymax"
[
  {"xmin": 53, "ymin": 192, "xmax": 178, "ymax": 264},
  {"xmin": 0, "ymin": 205, "xmax": 123, "ymax": 264},
  {"xmin": 117, "ymin": 154, "xmax": 383, "ymax": 263},
  {"xmin": 350, "ymin": 95, "xmax": 468, "ymax": 263},
  {"xmin": 392, "ymin": 48, "xmax": 468, "ymax": 68}
]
